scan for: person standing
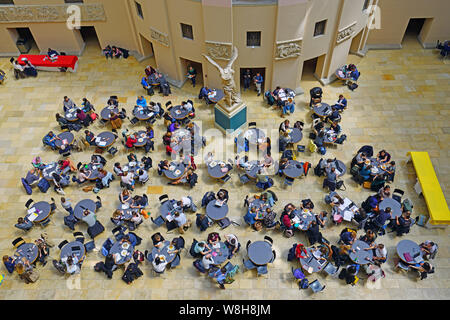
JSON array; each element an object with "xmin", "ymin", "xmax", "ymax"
[
  {"xmin": 10, "ymin": 58, "xmax": 26, "ymax": 79},
  {"xmin": 253, "ymin": 73, "xmax": 263, "ymax": 96},
  {"xmin": 243, "ymin": 69, "xmax": 252, "ymax": 91},
  {"xmin": 187, "ymin": 66, "xmax": 197, "ymax": 87}
]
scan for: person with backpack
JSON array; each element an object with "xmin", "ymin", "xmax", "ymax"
[
  {"xmin": 224, "ymin": 234, "xmax": 240, "ymax": 259},
  {"xmin": 339, "ymin": 264, "xmax": 360, "ymax": 285},
  {"xmin": 323, "ymin": 167, "xmax": 337, "ymax": 191},
  {"xmin": 306, "ymin": 221, "xmax": 324, "ymax": 245},
  {"xmin": 390, "ymin": 210, "xmax": 413, "ymax": 236}
]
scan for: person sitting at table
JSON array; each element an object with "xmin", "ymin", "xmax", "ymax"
[
  {"xmin": 111, "ymin": 46, "xmax": 122, "ymax": 58},
  {"xmin": 329, "ymin": 121, "xmax": 341, "ymax": 135},
  {"xmin": 385, "ymin": 161, "xmax": 396, "ymax": 183},
  {"xmin": 15, "ymin": 216, "xmax": 33, "ymax": 231},
  {"xmin": 11, "ymin": 58, "xmax": 26, "ymax": 79},
  {"xmin": 390, "ymin": 210, "xmax": 413, "ymax": 236},
  {"xmin": 198, "ymin": 86, "xmax": 211, "ymax": 102},
  {"xmin": 72, "ymin": 168, "xmax": 91, "ymax": 184},
  {"xmin": 261, "ymin": 191, "xmax": 275, "ymax": 208},
  {"xmin": 367, "ymin": 207, "xmax": 391, "ymax": 235},
  {"xmin": 64, "ymin": 255, "xmax": 81, "ymax": 275},
  {"xmin": 420, "ymin": 241, "xmax": 438, "ymax": 260},
  {"xmin": 279, "ymin": 119, "xmax": 290, "ymax": 133},
  {"xmin": 359, "ymin": 161, "xmax": 372, "ymax": 182},
  {"xmin": 378, "ymin": 185, "xmax": 391, "ymax": 199},
  {"xmin": 58, "ymin": 158, "xmax": 76, "ymax": 173},
  {"xmin": 207, "ymin": 232, "xmax": 221, "ymax": 246},
  {"xmin": 144, "ymin": 65, "xmax": 156, "ymax": 77},
  {"xmin": 149, "ymin": 233, "xmax": 165, "ymax": 250},
  {"xmin": 244, "ymin": 206, "xmax": 258, "ymax": 227},
  {"xmin": 111, "ymin": 210, "xmax": 125, "ymax": 226},
  {"xmin": 157, "ymin": 160, "xmax": 170, "ymax": 176},
  {"xmin": 174, "ymin": 211, "xmax": 191, "ymax": 234},
  {"xmin": 80, "ymin": 208, "xmax": 97, "ymax": 229},
  {"xmin": 109, "ymin": 111, "xmax": 122, "ymax": 131},
  {"xmin": 360, "ymin": 230, "xmax": 377, "ymax": 248},
  {"xmin": 136, "ymin": 96, "xmax": 147, "ymax": 108},
  {"xmin": 282, "ymin": 211, "xmax": 296, "ymax": 232},
  {"xmin": 282, "ymin": 98, "xmax": 295, "ymax": 117},
  {"xmin": 125, "ymin": 134, "xmax": 137, "ymax": 149},
  {"xmin": 340, "ymin": 229, "xmax": 356, "ymax": 245},
  {"xmin": 63, "ymin": 96, "xmax": 76, "ymax": 112},
  {"xmin": 151, "ymin": 255, "xmax": 168, "ymax": 274},
  {"xmin": 3, "ymin": 255, "xmax": 16, "ymax": 274},
  {"xmin": 306, "ymin": 221, "xmax": 325, "ymax": 245},
  {"xmin": 376, "ymin": 150, "xmax": 391, "ymax": 164},
  {"xmin": 410, "ymin": 261, "xmax": 434, "ymax": 280},
  {"xmin": 84, "ymin": 130, "xmax": 96, "ymax": 146},
  {"xmin": 141, "ymin": 76, "xmax": 152, "ymax": 94},
  {"xmin": 295, "ymin": 243, "xmax": 310, "ymax": 259},
  {"xmin": 35, "ymin": 239, "xmax": 50, "ymax": 266},
  {"xmin": 162, "ymin": 131, "xmax": 172, "ymax": 146},
  {"xmin": 314, "ymin": 211, "xmax": 328, "ymax": 228},
  {"xmin": 168, "ymin": 121, "xmax": 180, "ymax": 133},
  {"xmin": 323, "ymin": 167, "xmax": 337, "ymax": 191},
  {"xmin": 332, "ymin": 94, "xmax": 347, "ymax": 111},
  {"xmin": 15, "ymin": 260, "xmax": 37, "ymax": 284},
  {"xmin": 80, "ymin": 98, "xmax": 94, "ymax": 114},
  {"xmin": 121, "ymin": 170, "xmax": 135, "ymax": 190},
  {"xmin": 75, "ymin": 108, "xmax": 90, "ymax": 127},
  {"xmin": 43, "ymin": 131, "xmax": 60, "ymax": 150},
  {"xmin": 224, "ymin": 234, "xmax": 240, "ymax": 259},
  {"xmin": 181, "ymin": 100, "xmax": 194, "ymax": 115},
  {"xmin": 23, "ymin": 60, "xmax": 37, "ymax": 77},
  {"xmin": 370, "ymin": 243, "xmax": 387, "ymax": 266}
]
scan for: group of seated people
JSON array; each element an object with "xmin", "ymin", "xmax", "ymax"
[
  {"xmin": 198, "ymin": 86, "xmax": 218, "ymax": 104},
  {"xmin": 140, "ymin": 65, "xmax": 171, "ymax": 96},
  {"xmin": 102, "ymin": 45, "xmax": 129, "ymax": 59},
  {"xmin": 145, "ymin": 233, "xmax": 185, "ymax": 274},
  {"xmin": 278, "ymin": 119, "xmax": 304, "ymax": 152},
  {"xmin": 10, "ymin": 57, "xmax": 37, "ymax": 79},
  {"xmin": 163, "ymin": 100, "xmax": 195, "ymax": 126},
  {"xmin": 243, "ymin": 190, "xmax": 279, "ymax": 231},
  {"xmin": 122, "ymin": 126, "xmax": 155, "ymax": 153},
  {"xmin": 196, "ymin": 189, "xmax": 229, "ymax": 231},
  {"xmin": 264, "ymin": 86, "xmax": 296, "ymax": 116},
  {"xmin": 351, "ymin": 148, "xmax": 395, "ymax": 186}
]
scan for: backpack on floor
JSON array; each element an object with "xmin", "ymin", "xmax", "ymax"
[
  {"xmin": 193, "ymin": 259, "xmax": 206, "ymax": 273},
  {"xmin": 348, "ymin": 83, "xmax": 358, "ymax": 91},
  {"xmin": 37, "ymin": 178, "xmax": 50, "ymax": 193},
  {"xmin": 299, "ymin": 278, "xmax": 309, "ymax": 289},
  {"xmin": 287, "ymin": 244, "xmax": 298, "ymax": 262},
  {"xmin": 87, "ymin": 221, "xmax": 105, "ymax": 239},
  {"xmin": 335, "ymin": 134, "xmax": 347, "ymax": 144},
  {"xmin": 318, "ymin": 147, "xmax": 326, "ymax": 155},
  {"xmin": 21, "ymin": 178, "xmax": 32, "ymax": 195}
]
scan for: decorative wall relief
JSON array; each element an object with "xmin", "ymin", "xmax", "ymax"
[
  {"xmin": 274, "ymin": 39, "xmax": 302, "ymax": 60},
  {"xmin": 0, "ymin": 4, "xmax": 106, "ymax": 23},
  {"xmin": 336, "ymin": 21, "xmax": 357, "ymax": 44},
  {"xmin": 205, "ymin": 41, "xmax": 232, "ymax": 60},
  {"xmin": 150, "ymin": 27, "xmax": 170, "ymax": 47}
]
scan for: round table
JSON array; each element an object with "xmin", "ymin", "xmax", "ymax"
[
  {"xmin": 60, "ymin": 241, "xmax": 86, "ymax": 261},
  {"xmin": 288, "ymin": 128, "xmax": 303, "ymax": 144},
  {"xmin": 151, "ymin": 240, "xmax": 177, "ymax": 264},
  {"xmin": 100, "ymin": 106, "xmax": 119, "ymax": 121},
  {"xmin": 42, "ymin": 162, "xmax": 59, "ymax": 181},
  {"xmin": 210, "ymin": 242, "xmax": 229, "ymax": 265},
  {"xmin": 283, "ymin": 160, "xmax": 304, "ymax": 178},
  {"xmin": 133, "ymin": 106, "xmax": 154, "ymax": 121},
  {"xmin": 133, "ymin": 131, "xmax": 149, "ymax": 147},
  {"xmin": 65, "ymin": 108, "xmax": 79, "ymax": 122},
  {"xmin": 74, "ymin": 199, "xmax": 96, "ymax": 220},
  {"xmin": 333, "ymin": 160, "xmax": 347, "ymax": 177},
  {"xmin": 207, "ymin": 89, "xmax": 224, "ymax": 104},
  {"xmin": 206, "ymin": 200, "xmax": 229, "ymax": 221},
  {"xmin": 349, "ymin": 240, "xmax": 373, "ymax": 265},
  {"xmin": 95, "ymin": 132, "xmax": 116, "ymax": 148},
  {"xmin": 148, "ymin": 74, "xmax": 160, "ymax": 86},
  {"xmin": 244, "ymin": 128, "xmax": 266, "ymax": 145},
  {"xmin": 293, "ymin": 209, "xmax": 315, "ymax": 231},
  {"xmin": 110, "ymin": 241, "xmax": 134, "ymax": 265},
  {"xmin": 122, "ymin": 161, "xmax": 144, "ymax": 176},
  {"xmin": 28, "ymin": 201, "xmax": 51, "ymax": 223},
  {"xmin": 207, "ymin": 161, "xmax": 230, "ymax": 179},
  {"xmin": 55, "ymin": 131, "xmax": 74, "ymax": 149},
  {"xmin": 247, "ymin": 241, "xmax": 273, "ymax": 266},
  {"xmin": 170, "ymin": 105, "xmax": 190, "ymax": 120},
  {"xmin": 85, "ymin": 162, "xmax": 103, "ymax": 181},
  {"xmin": 14, "ymin": 243, "xmax": 39, "ymax": 264},
  {"xmin": 397, "ymin": 239, "xmax": 422, "ymax": 264},
  {"xmin": 379, "ymin": 198, "xmax": 402, "ymax": 218},
  {"xmin": 368, "ymin": 158, "xmax": 387, "ymax": 176},
  {"xmin": 249, "ymin": 199, "xmax": 270, "ymax": 220},
  {"xmin": 300, "ymin": 247, "xmax": 328, "ymax": 273},
  {"xmin": 163, "ymin": 162, "xmax": 187, "ymax": 180},
  {"xmin": 244, "ymin": 160, "xmax": 262, "ymax": 179},
  {"xmin": 159, "ymin": 199, "xmax": 182, "ymax": 220},
  {"xmin": 335, "ymin": 66, "xmax": 350, "ymax": 81},
  {"xmin": 313, "ymin": 103, "xmax": 332, "ymax": 118}
]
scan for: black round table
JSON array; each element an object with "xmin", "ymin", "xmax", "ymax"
[
  {"xmin": 300, "ymin": 247, "xmax": 328, "ymax": 273},
  {"xmin": 283, "ymin": 160, "xmax": 304, "ymax": 178},
  {"xmin": 85, "ymin": 162, "xmax": 103, "ymax": 181},
  {"xmin": 293, "ymin": 209, "xmax": 315, "ymax": 231},
  {"xmin": 349, "ymin": 240, "xmax": 373, "ymax": 265},
  {"xmin": 42, "ymin": 162, "xmax": 59, "ymax": 181},
  {"xmin": 313, "ymin": 103, "xmax": 332, "ymax": 118},
  {"xmin": 379, "ymin": 198, "xmax": 402, "ymax": 218},
  {"xmin": 117, "ymin": 201, "xmax": 138, "ymax": 219},
  {"xmin": 163, "ymin": 162, "xmax": 186, "ymax": 180},
  {"xmin": 74, "ymin": 199, "xmax": 96, "ymax": 220},
  {"xmin": 397, "ymin": 239, "xmax": 422, "ymax": 264},
  {"xmin": 243, "ymin": 128, "xmax": 266, "ymax": 145},
  {"xmin": 60, "ymin": 241, "xmax": 85, "ymax": 261},
  {"xmin": 151, "ymin": 240, "xmax": 177, "ymax": 263},
  {"xmin": 207, "ymin": 161, "xmax": 230, "ymax": 179},
  {"xmin": 55, "ymin": 131, "xmax": 74, "ymax": 149},
  {"xmin": 249, "ymin": 199, "xmax": 270, "ymax": 219},
  {"xmin": 133, "ymin": 106, "xmax": 154, "ymax": 121},
  {"xmin": 248, "ymin": 241, "xmax": 273, "ymax": 266},
  {"xmin": 207, "ymin": 89, "xmax": 225, "ymax": 104},
  {"xmin": 288, "ymin": 128, "xmax": 303, "ymax": 144},
  {"xmin": 159, "ymin": 199, "xmax": 182, "ymax": 220},
  {"xmin": 65, "ymin": 108, "xmax": 79, "ymax": 122},
  {"xmin": 210, "ymin": 242, "xmax": 229, "ymax": 265},
  {"xmin": 28, "ymin": 201, "xmax": 51, "ymax": 223},
  {"xmin": 170, "ymin": 105, "xmax": 190, "ymax": 120},
  {"xmin": 333, "ymin": 160, "xmax": 347, "ymax": 177},
  {"xmin": 101, "ymin": 106, "xmax": 119, "ymax": 120},
  {"xmin": 110, "ymin": 241, "xmax": 134, "ymax": 265},
  {"xmin": 244, "ymin": 160, "xmax": 262, "ymax": 179},
  {"xmin": 148, "ymin": 74, "xmax": 160, "ymax": 86},
  {"xmin": 14, "ymin": 243, "xmax": 39, "ymax": 264},
  {"xmin": 95, "ymin": 132, "xmax": 116, "ymax": 148},
  {"xmin": 133, "ymin": 131, "xmax": 149, "ymax": 147},
  {"xmin": 206, "ymin": 200, "xmax": 229, "ymax": 221}
]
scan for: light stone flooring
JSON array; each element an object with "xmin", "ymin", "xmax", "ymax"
[{"xmin": 0, "ymin": 35, "xmax": 449, "ymax": 300}]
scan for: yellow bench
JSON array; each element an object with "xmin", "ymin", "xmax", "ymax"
[{"xmin": 407, "ymin": 152, "xmax": 450, "ymax": 226}]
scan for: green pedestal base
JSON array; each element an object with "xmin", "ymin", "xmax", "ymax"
[{"xmin": 214, "ymin": 103, "xmax": 247, "ymax": 134}]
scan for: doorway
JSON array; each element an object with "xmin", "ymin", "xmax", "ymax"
[
  {"xmin": 240, "ymin": 67, "xmax": 265, "ymax": 93},
  {"xmin": 8, "ymin": 27, "xmax": 38, "ymax": 54},
  {"xmin": 79, "ymin": 26, "xmax": 101, "ymax": 51},
  {"xmin": 402, "ymin": 18, "xmax": 425, "ymax": 45},
  {"xmin": 301, "ymin": 55, "xmax": 326, "ymax": 82},
  {"xmin": 139, "ymin": 34, "xmax": 154, "ymax": 58},
  {"xmin": 350, "ymin": 29, "xmax": 364, "ymax": 54},
  {"xmin": 180, "ymin": 57, "xmax": 204, "ymax": 89}
]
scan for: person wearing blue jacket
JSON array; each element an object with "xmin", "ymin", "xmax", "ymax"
[
  {"xmin": 136, "ymin": 96, "xmax": 147, "ymax": 107},
  {"xmin": 332, "ymin": 94, "xmax": 347, "ymax": 111}
]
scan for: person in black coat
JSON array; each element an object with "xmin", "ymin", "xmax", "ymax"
[{"xmin": 306, "ymin": 221, "xmax": 323, "ymax": 245}]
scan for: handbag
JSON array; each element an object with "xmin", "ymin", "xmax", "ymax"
[
  {"xmin": 363, "ymin": 181, "xmax": 371, "ymax": 189},
  {"xmin": 336, "ymin": 180, "xmax": 346, "ymax": 191}
]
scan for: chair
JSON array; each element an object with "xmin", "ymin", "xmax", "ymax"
[
  {"xmin": 395, "ymin": 260, "xmax": 411, "ymax": 273},
  {"xmin": 107, "ymin": 147, "xmax": 118, "ymax": 156},
  {"xmin": 151, "ymin": 216, "xmax": 165, "ymax": 227},
  {"xmin": 112, "ymin": 226, "xmax": 124, "ymax": 241},
  {"xmin": 73, "ymin": 231, "xmax": 85, "ymax": 244},
  {"xmin": 243, "ymin": 259, "xmax": 256, "ymax": 270},
  {"xmin": 256, "ymin": 265, "xmax": 268, "ymax": 276},
  {"xmin": 392, "ymin": 189, "xmax": 404, "ymax": 204},
  {"xmin": 322, "ymin": 262, "xmax": 340, "ymax": 277},
  {"xmin": 309, "ymin": 279, "xmax": 326, "ymax": 293},
  {"xmin": 239, "ymin": 174, "xmax": 250, "ymax": 184},
  {"xmin": 165, "ymin": 101, "xmax": 172, "ymax": 108},
  {"xmin": 297, "ymin": 145, "xmax": 305, "ymax": 153},
  {"xmin": 224, "ymin": 261, "xmax": 234, "ymax": 273},
  {"xmin": 84, "ymin": 240, "xmax": 95, "ymax": 253},
  {"xmin": 264, "ymin": 236, "xmax": 273, "ymax": 246},
  {"xmin": 220, "ymin": 175, "xmax": 231, "ymax": 183},
  {"xmin": 58, "ymin": 240, "xmax": 69, "ymax": 250},
  {"xmin": 246, "ymin": 240, "xmax": 252, "ymax": 250},
  {"xmin": 284, "ymin": 177, "xmax": 294, "ymax": 186},
  {"xmin": 169, "ymin": 254, "xmax": 181, "ymax": 269},
  {"xmin": 269, "ymin": 250, "xmax": 276, "ymax": 263},
  {"xmin": 159, "ymin": 194, "xmax": 169, "ymax": 205},
  {"xmin": 130, "ymin": 117, "xmax": 139, "ymax": 125},
  {"xmin": 217, "ymin": 217, "xmax": 231, "ymax": 230},
  {"xmin": 25, "ymin": 199, "xmax": 34, "ymax": 209},
  {"xmin": 40, "ymin": 218, "xmax": 51, "ymax": 228},
  {"xmin": 12, "ymin": 237, "xmax": 25, "ymax": 248},
  {"xmin": 248, "ymin": 122, "xmax": 256, "ymax": 128}
]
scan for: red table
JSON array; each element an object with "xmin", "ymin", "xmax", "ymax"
[{"xmin": 18, "ymin": 54, "xmax": 78, "ymax": 72}]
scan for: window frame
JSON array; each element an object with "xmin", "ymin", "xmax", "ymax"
[
  {"xmin": 0, "ymin": 0, "xmax": 14, "ymax": 5},
  {"xmin": 180, "ymin": 23, "xmax": 194, "ymax": 40},
  {"xmin": 135, "ymin": 1, "xmax": 144, "ymax": 20},
  {"xmin": 246, "ymin": 31, "xmax": 261, "ymax": 47},
  {"xmin": 313, "ymin": 20, "xmax": 327, "ymax": 38}
]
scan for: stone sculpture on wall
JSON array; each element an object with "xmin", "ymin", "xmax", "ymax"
[
  {"xmin": 205, "ymin": 41, "xmax": 232, "ymax": 60},
  {"xmin": 0, "ymin": 4, "xmax": 106, "ymax": 23},
  {"xmin": 150, "ymin": 28, "xmax": 170, "ymax": 47},
  {"xmin": 274, "ymin": 39, "xmax": 302, "ymax": 60},
  {"xmin": 336, "ymin": 22, "xmax": 357, "ymax": 44}
]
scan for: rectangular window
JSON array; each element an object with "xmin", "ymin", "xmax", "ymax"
[
  {"xmin": 181, "ymin": 23, "xmax": 194, "ymax": 40},
  {"xmin": 64, "ymin": 0, "xmax": 84, "ymax": 3},
  {"xmin": 135, "ymin": 1, "xmax": 143, "ymax": 19},
  {"xmin": 247, "ymin": 31, "xmax": 261, "ymax": 47},
  {"xmin": 363, "ymin": 0, "xmax": 370, "ymax": 11},
  {"xmin": 0, "ymin": 0, "xmax": 14, "ymax": 4},
  {"xmin": 314, "ymin": 20, "xmax": 327, "ymax": 37}
]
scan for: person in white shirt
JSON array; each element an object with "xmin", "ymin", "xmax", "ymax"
[
  {"xmin": 371, "ymin": 244, "xmax": 387, "ymax": 265},
  {"xmin": 138, "ymin": 169, "xmax": 149, "ymax": 184},
  {"xmin": 202, "ymin": 254, "xmax": 215, "ymax": 270},
  {"xmin": 11, "ymin": 58, "xmax": 26, "ymax": 79},
  {"xmin": 61, "ymin": 255, "xmax": 80, "ymax": 275},
  {"xmin": 181, "ymin": 101, "xmax": 193, "ymax": 113},
  {"xmin": 121, "ymin": 171, "xmax": 135, "ymax": 188},
  {"xmin": 173, "ymin": 211, "xmax": 190, "ymax": 234},
  {"xmin": 204, "ymin": 152, "xmax": 214, "ymax": 166},
  {"xmin": 152, "ymin": 255, "xmax": 168, "ymax": 273}
]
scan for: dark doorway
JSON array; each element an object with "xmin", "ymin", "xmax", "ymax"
[
  {"xmin": 301, "ymin": 57, "xmax": 318, "ymax": 81},
  {"xmin": 79, "ymin": 26, "xmax": 101, "ymax": 50},
  {"xmin": 240, "ymin": 67, "xmax": 265, "ymax": 92},
  {"xmin": 180, "ymin": 57, "xmax": 204, "ymax": 88},
  {"xmin": 139, "ymin": 34, "xmax": 154, "ymax": 58},
  {"xmin": 402, "ymin": 18, "xmax": 425, "ymax": 44},
  {"xmin": 9, "ymin": 28, "xmax": 38, "ymax": 54}
]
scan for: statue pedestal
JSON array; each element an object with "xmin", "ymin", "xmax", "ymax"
[{"xmin": 214, "ymin": 101, "xmax": 247, "ymax": 134}]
